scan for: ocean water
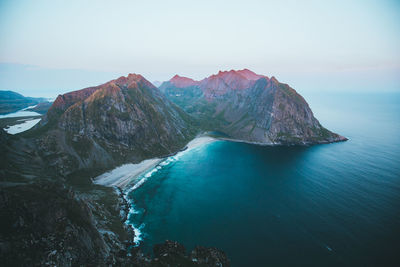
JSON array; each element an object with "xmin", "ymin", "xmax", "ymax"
[
  {"xmin": 126, "ymin": 92, "xmax": 400, "ymax": 266},
  {"xmin": 0, "ymin": 105, "xmax": 40, "ymax": 118}
]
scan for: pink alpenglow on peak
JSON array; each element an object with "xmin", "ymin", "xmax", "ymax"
[
  {"xmin": 47, "ymin": 73, "xmax": 157, "ymax": 121},
  {"xmin": 169, "ymin": 75, "xmax": 199, "ymax": 88},
  {"xmin": 236, "ymin": 69, "xmax": 268, "ymax": 81},
  {"xmin": 199, "ymin": 69, "xmax": 268, "ymax": 97},
  {"xmin": 112, "ymin": 73, "xmax": 156, "ymax": 89},
  {"xmin": 211, "ymin": 69, "xmax": 267, "ymax": 81}
]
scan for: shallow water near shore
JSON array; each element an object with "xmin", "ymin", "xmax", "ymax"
[{"xmin": 126, "ymin": 92, "xmax": 400, "ymax": 266}]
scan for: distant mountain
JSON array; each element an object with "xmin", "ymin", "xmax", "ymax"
[
  {"xmin": 152, "ymin": 80, "xmax": 162, "ymax": 87},
  {"xmin": 25, "ymin": 101, "xmax": 53, "ymax": 114},
  {"xmin": 170, "ymin": 75, "xmax": 199, "ymax": 88},
  {"xmin": 159, "ymin": 69, "xmax": 347, "ymax": 145},
  {"xmin": 36, "ymin": 74, "xmax": 196, "ymax": 176},
  {"xmin": 0, "ymin": 90, "xmax": 47, "ymax": 114}
]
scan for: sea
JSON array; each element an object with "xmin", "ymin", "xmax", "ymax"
[{"xmin": 125, "ymin": 92, "xmax": 400, "ymax": 266}]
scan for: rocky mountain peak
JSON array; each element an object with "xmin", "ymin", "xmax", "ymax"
[
  {"xmin": 111, "ymin": 73, "xmax": 155, "ymax": 89},
  {"xmin": 270, "ymin": 76, "xmax": 279, "ymax": 84},
  {"xmin": 212, "ymin": 69, "xmax": 264, "ymax": 81},
  {"xmin": 169, "ymin": 74, "xmax": 199, "ymax": 88},
  {"xmin": 237, "ymin": 69, "xmax": 268, "ymax": 81},
  {"xmin": 199, "ymin": 69, "xmax": 263, "ymax": 96}
]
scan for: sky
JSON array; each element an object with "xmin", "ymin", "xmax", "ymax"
[{"xmin": 0, "ymin": 0, "xmax": 399, "ymax": 97}]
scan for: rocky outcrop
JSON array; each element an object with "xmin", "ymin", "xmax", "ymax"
[
  {"xmin": 0, "ymin": 181, "xmax": 131, "ymax": 266},
  {"xmin": 159, "ymin": 69, "xmax": 347, "ymax": 145}
]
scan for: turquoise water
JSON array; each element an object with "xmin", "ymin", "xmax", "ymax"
[{"xmin": 127, "ymin": 93, "xmax": 400, "ymax": 266}]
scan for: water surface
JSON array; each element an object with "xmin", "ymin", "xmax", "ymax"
[
  {"xmin": 0, "ymin": 105, "xmax": 41, "ymax": 118},
  {"xmin": 127, "ymin": 92, "xmax": 400, "ymax": 266}
]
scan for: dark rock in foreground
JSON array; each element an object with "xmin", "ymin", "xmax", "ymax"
[{"xmin": 0, "ymin": 181, "xmax": 130, "ymax": 266}]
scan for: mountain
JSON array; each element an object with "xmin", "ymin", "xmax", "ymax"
[
  {"xmin": 170, "ymin": 75, "xmax": 199, "ymax": 88},
  {"xmin": 159, "ymin": 69, "xmax": 347, "ymax": 145},
  {"xmin": 25, "ymin": 101, "xmax": 53, "ymax": 114},
  {"xmin": 152, "ymin": 80, "xmax": 162, "ymax": 87},
  {"xmin": 0, "ymin": 90, "xmax": 47, "ymax": 114},
  {"xmin": 35, "ymin": 73, "xmax": 197, "ymax": 177}
]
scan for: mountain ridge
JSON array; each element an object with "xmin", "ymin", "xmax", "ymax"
[{"xmin": 159, "ymin": 69, "xmax": 347, "ymax": 145}]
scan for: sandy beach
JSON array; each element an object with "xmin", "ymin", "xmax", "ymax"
[
  {"xmin": 94, "ymin": 135, "xmax": 217, "ymax": 190},
  {"xmin": 93, "ymin": 158, "xmax": 163, "ymax": 188}
]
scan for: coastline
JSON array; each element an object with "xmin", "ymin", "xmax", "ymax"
[
  {"xmin": 94, "ymin": 135, "xmax": 218, "ymax": 245},
  {"xmin": 218, "ymin": 135, "xmax": 348, "ymax": 147},
  {"xmin": 93, "ymin": 158, "xmax": 163, "ymax": 189},
  {"xmin": 94, "ymin": 135, "xmax": 217, "ymax": 190},
  {"xmin": 93, "ymin": 133, "xmax": 347, "ymax": 247}
]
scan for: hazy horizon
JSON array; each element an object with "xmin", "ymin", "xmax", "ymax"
[{"xmin": 1, "ymin": 0, "xmax": 399, "ymax": 97}]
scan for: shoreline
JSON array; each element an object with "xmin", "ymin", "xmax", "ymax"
[
  {"xmin": 93, "ymin": 158, "xmax": 163, "ymax": 189},
  {"xmin": 94, "ymin": 135, "xmax": 218, "ymax": 246},
  {"xmin": 218, "ymin": 135, "xmax": 348, "ymax": 147},
  {"xmin": 94, "ymin": 135, "xmax": 217, "ymax": 190},
  {"xmin": 94, "ymin": 133, "xmax": 347, "ymax": 247}
]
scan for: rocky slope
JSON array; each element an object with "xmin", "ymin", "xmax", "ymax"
[
  {"xmin": 159, "ymin": 69, "xmax": 347, "ymax": 145},
  {"xmin": 0, "ymin": 181, "xmax": 132, "ymax": 266},
  {"xmin": 0, "ymin": 128, "xmax": 134, "ymax": 266},
  {"xmin": 34, "ymin": 73, "xmax": 197, "ymax": 177}
]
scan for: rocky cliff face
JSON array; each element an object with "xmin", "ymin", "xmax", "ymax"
[
  {"xmin": 37, "ymin": 74, "xmax": 197, "ymax": 177},
  {"xmin": 0, "ymin": 181, "xmax": 133, "ymax": 266},
  {"xmin": 159, "ymin": 69, "xmax": 347, "ymax": 145}
]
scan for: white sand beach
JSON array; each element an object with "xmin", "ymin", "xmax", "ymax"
[{"xmin": 94, "ymin": 135, "xmax": 217, "ymax": 190}]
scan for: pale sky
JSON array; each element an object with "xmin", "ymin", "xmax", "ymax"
[{"xmin": 0, "ymin": 0, "xmax": 399, "ymax": 97}]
